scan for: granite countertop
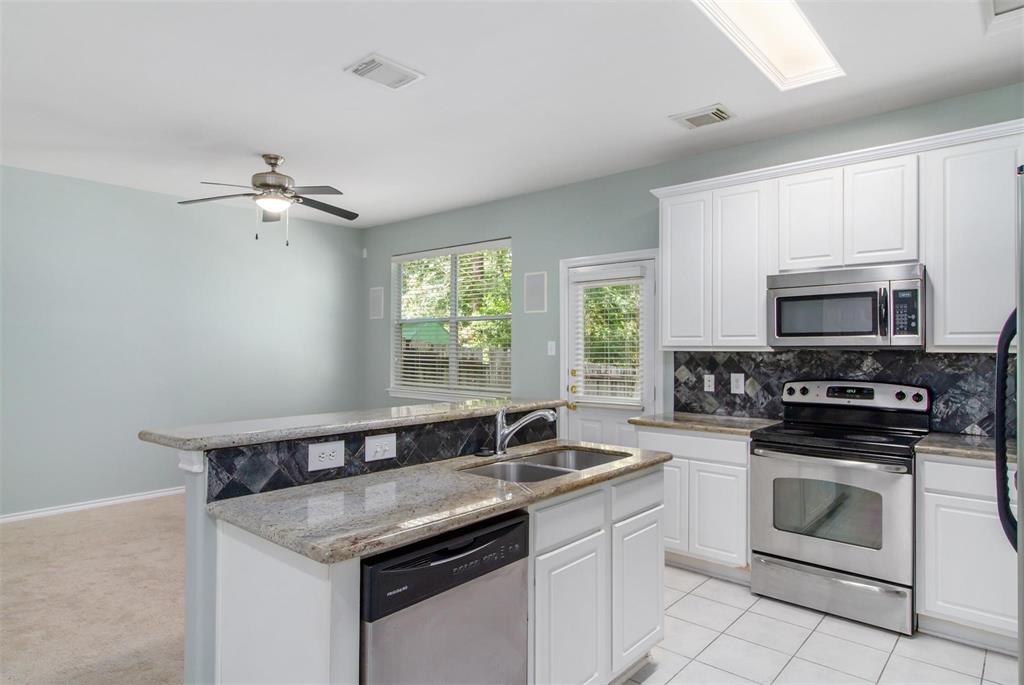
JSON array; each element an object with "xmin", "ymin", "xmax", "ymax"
[
  {"xmin": 139, "ymin": 398, "xmax": 566, "ymax": 451},
  {"xmin": 206, "ymin": 439, "xmax": 671, "ymax": 564},
  {"xmin": 916, "ymin": 432, "xmax": 1017, "ymax": 464},
  {"xmin": 628, "ymin": 412, "xmax": 777, "ymax": 436}
]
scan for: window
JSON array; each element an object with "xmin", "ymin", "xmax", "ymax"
[
  {"xmin": 391, "ymin": 240, "xmax": 511, "ymax": 399},
  {"xmin": 570, "ymin": 279, "xmax": 644, "ymax": 403}
]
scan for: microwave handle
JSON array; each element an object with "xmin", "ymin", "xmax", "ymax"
[{"xmin": 878, "ymin": 287, "xmax": 889, "ymax": 335}]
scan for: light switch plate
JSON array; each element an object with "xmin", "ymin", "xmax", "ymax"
[
  {"xmin": 365, "ymin": 433, "xmax": 397, "ymax": 463},
  {"xmin": 730, "ymin": 373, "xmax": 745, "ymax": 394},
  {"xmin": 547, "ymin": 341, "xmax": 556, "ymax": 356},
  {"xmin": 308, "ymin": 441, "xmax": 345, "ymax": 472},
  {"xmin": 704, "ymin": 374, "xmax": 715, "ymax": 391}
]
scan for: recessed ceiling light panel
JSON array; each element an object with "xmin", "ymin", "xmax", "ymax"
[{"xmin": 693, "ymin": 0, "xmax": 845, "ymax": 91}]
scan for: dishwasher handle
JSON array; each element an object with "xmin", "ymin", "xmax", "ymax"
[{"xmin": 362, "ymin": 511, "xmax": 528, "ymax": 622}]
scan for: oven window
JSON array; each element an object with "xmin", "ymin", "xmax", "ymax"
[
  {"xmin": 777, "ymin": 292, "xmax": 877, "ymax": 337},
  {"xmin": 773, "ymin": 478, "xmax": 883, "ymax": 549}
]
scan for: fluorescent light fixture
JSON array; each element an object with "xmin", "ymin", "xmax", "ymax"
[{"xmin": 693, "ymin": 0, "xmax": 845, "ymax": 91}]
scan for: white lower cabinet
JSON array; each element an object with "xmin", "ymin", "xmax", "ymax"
[
  {"xmin": 687, "ymin": 460, "xmax": 747, "ymax": 567},
  {"xmin": 662, "ymin": 458, "xmax": 688, "ymax": 551},
  {"xmin": 535, "ymin": 529, "xmax": 609, "ymax": 685},
  {"xmin": 532, "ymin": 469, "xmax": 665, "ymax": 685},
  {"xmin": 918, "ymin": 456, "xmax": 1019, "ymax": 637},
  {"xmin": 638, "ymin": 429, "xmax": 749, "ymax": 569},
  {"xmin": 611, "ymin": 506, "xmax": 664, "ymax": 673}
]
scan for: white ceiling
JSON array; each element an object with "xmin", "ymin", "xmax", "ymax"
[{"xmin": 2, "ymin": 1, "xmax": 1022, "ymax": 228}]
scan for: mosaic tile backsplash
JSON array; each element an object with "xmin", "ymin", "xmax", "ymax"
[
  {"xmin": 206, "ymin": 411, "xmax": 556, "ymax": 502},
  {"xmin": 674, "ymin": 350, "xmax": 1016, "ymax": 438}
]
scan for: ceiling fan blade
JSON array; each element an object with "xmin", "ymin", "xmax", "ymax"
[
  {"xmin": 200, "ymin": 181, "xmax": 255, "ymax": 190},
  {"xmin": 291, "ymin": 185, "xmax": 342, "ymax": 195},
  {"xmin": 296, "ymin": 196, "xmax": 359, "ymax": 221},
  {"xmin": 261, "ymin": 210, "xmax": 281, "ymax": 223},
  {"xmin": 178, "ymin": 193, "xmax": 257, "ymax": 205}
]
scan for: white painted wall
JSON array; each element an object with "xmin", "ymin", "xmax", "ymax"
[{"xmin": 0, "ymin": 168, "xmax": 365, "ymax": 515}]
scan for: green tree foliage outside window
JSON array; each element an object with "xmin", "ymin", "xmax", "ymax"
[{"xmin": 395, "ymin": 246, "xmax": 511, "ymax": 395}]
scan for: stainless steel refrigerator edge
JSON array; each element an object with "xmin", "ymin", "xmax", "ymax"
[{"xmin": 1017, "ymin": 162, "xmax": 1022, "ymax": 682}]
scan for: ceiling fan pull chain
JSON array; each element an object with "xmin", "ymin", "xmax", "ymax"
[
  {"xmin": 285, "ymin": 210, "xmax": 290, "ymax": 247},
  {"xmin": 255, "ymin": 206, "xmax": 260, "ymax": 240}
]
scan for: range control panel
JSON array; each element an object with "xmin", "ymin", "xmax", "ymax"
[
  {"xmin": 892, "ymin": 288, "xmax": 919, "ymax": 336},
  {"xmin": 783, "ymin": 380, "xmax": 930, "ymax": 412}
]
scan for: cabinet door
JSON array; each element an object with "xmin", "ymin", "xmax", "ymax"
[
  {"xmin": 661, "ymin": 192, "xmax": 712, "ymax": 348},
  {"xmin": 662, "ymin": 457, "xmax": 688, "ymax": 553},
  {"xmin": 843, "ymin": 154, "xmax": 919, "ymax": 265},
  {"xmin": 688, "ymin": 460, "xmax": 747, "ymax": 567},
  {"xmin": 712, "ymin": 181, "xmax": 776, "ymax": 347},
  {"xmin": 534, "ymin": 529, "xmax": 609, "ymax": 685},
  {"xmin": 611, "ymin": 506, "xmax": 664, "ymax": 675},
  {"xmin": 920, "ymin": 492, "xmax": 1018, "ymax": 635},
  {"xmin": 922, "ymin": 136, "xmax": 1023, "ymax": 350},
  {"xmin": 779, "ymin": 168, "xmax": 844, "ymax": 271}
]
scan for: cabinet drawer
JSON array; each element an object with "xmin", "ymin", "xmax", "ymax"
[
  {"xmin": 637, "ymin": 430, "xmax": 748, "ymax": 466},
  {"xmin": 611, "ymin": 469, "xmax": 663, "ymax": 522},
  {"xmin": 534, "ymin": 489, "xmax": 606, "ymax": 554},
  {"xmin": 921, "ymin": 458, "xmax": 1018, "ymax": 503}
]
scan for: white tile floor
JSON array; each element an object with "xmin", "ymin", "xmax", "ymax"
[{"xmin": 632, "ymin": 565, "xmax": 1018, "ymax": 685}]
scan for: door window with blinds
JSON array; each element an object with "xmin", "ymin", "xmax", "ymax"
[
  {"xmin": 391, "ymin": 240, "xmax": 512, "ymax": 398},
  {"xmin": 567, "ymin": 262, "xmax": 653, "ymax": 408}
]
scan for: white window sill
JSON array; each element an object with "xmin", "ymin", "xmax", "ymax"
[{"xmin": 387, "ymin": 387, "xmax": 509, "ymax": 404}]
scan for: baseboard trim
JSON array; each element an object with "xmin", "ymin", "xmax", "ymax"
[
  {"xmin": 917, "ymin": 614, "xmax": 1019, "ymax": 657},
  {"xmin": 666, "ymin": 550, "xmax": 752, "ymax": 585},
  {"xmin": 0, "ymin": 486, "xmax": 185, "ymax": 523}
]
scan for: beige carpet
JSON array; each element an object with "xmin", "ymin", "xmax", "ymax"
[{"xmin": 1, "ymin": 494, "xmax": 185, "ymax": 684}]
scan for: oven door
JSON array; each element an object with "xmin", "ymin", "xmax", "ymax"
[
  {"xmin": 750, "ymin": 445, "xmax": 913, "ymax": 586},
  {"xmin": 767, "ymin": 281, "xmax": 890, "ymax": 347}
]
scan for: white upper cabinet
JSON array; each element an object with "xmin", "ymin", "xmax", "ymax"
[
  {"xmin": 922, "ymin": 135, "xmax": 1022, "ymax": 350},
  {"xmin": 653, "ymin": 121, "xmax": 1022, "ymax": 352},
  {"xmin": 661, "ymin": 191, "xmax": 712, "ymax": 348},
  {"xmin": 844, "ymin": 154, "xmax": 919, "ymax": 265},
  {"xmin": 712, "ymin": 181, "xmax": 777, "ymax": 348},
  {"xmin": 778, "ymin": 168, "xmax": 844, "ymax": 271}
]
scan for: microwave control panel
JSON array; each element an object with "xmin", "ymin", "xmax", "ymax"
[{"xmin": 892, "ymin": 288, "xmax": 919, "ymax": 336}]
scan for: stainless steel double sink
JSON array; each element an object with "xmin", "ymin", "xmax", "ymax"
[{"xmin": 462, "ymin": 449, "xmax": 630, "ymax": 483}]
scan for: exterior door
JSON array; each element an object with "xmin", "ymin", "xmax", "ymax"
[{"xmin": 562, "ymin": 256, "xmax": 656, "ymax": 447}]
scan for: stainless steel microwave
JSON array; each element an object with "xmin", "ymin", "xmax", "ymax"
[{"xmin": 767, "ymin": 264, "xmax": 924, "ymax": 348}]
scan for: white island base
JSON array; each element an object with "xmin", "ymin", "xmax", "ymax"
[{"xmin": 212, "ymin": 467, "xmax": 666, "ymax": 684}]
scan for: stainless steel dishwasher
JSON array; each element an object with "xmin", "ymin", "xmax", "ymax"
[{"xmin": 360, "ymin": 512, "xmax": 529, "ymax": 684}]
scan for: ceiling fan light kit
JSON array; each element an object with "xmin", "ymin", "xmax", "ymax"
[{"xmin": 178, "ymin": 153, "xmax": 360, "ymax": 236}]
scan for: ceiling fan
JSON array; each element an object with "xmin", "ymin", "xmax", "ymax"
[{"xmin": 178, "ymin": 154, "xmax": 359, "ymax": 223}]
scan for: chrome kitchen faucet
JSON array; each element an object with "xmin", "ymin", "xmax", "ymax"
[{"xmin": 494, "ymin": 408, "xmax": 557, "ymax": 455}]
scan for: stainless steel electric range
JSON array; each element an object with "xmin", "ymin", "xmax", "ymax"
[{"xmin": 749, "ymin": 380, "xmax": 930, "ymax": 635}]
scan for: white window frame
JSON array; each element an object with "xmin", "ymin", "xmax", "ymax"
[{"xmin": 388, "ymin": 238, "xmax": 512, "ymax": 402}]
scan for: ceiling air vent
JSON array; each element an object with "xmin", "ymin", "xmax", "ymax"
[
  {"xmin": 669, "ymin": 104, "xmax": 733, "ymax": 130},
  {"xmin": 345, "ymin": 53, "xmax": 425, "ymax": 90}
]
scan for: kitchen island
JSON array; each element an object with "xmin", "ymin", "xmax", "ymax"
[{"xmin": 140, "ymin": 399, "xmax": 670, "ymax": 684}]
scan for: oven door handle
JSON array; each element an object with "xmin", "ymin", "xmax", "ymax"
[{"xmin": 752, "ymin": 447, "xmax": 909, "ymax": 474}]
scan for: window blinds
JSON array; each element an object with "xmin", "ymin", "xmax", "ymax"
[
  {"xmin": 571, "ymin": 279, "xmax": 644, "ymax": 404},
  {"xmin": 392, "ymin": 241, "xmax": 511, "ymax": 397}
]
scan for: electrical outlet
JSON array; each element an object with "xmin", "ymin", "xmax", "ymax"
[
  {"xmin": 547, "ymin": 340, "xmax": 556, "ymax": 356},
  {"xmin": 731, "ymin": 373, "xmax": 745, "ymax": 394},
  {"xmin": 308, "ymin": 441, "xmax": 345, "ymax": 472},
  {"xmin": 365, "ymin": 433, "xmax": 397, "ymax": 463},
  {"xmin": 704, "ymin": 374, "xmax": 715, "ymax": 391}
]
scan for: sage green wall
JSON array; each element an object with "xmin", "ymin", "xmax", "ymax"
[
  {"xmin": 360, "ymin": 82, "xmax": 1024, "ymax": 409},
  {"xmin": 0, "ymin": 167, "xmax": 365, "ymax": 515}
]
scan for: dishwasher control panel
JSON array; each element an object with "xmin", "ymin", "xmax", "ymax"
[{"xmin": 361, "ymin": 511, "xmax": 529, "ymax": 621}]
